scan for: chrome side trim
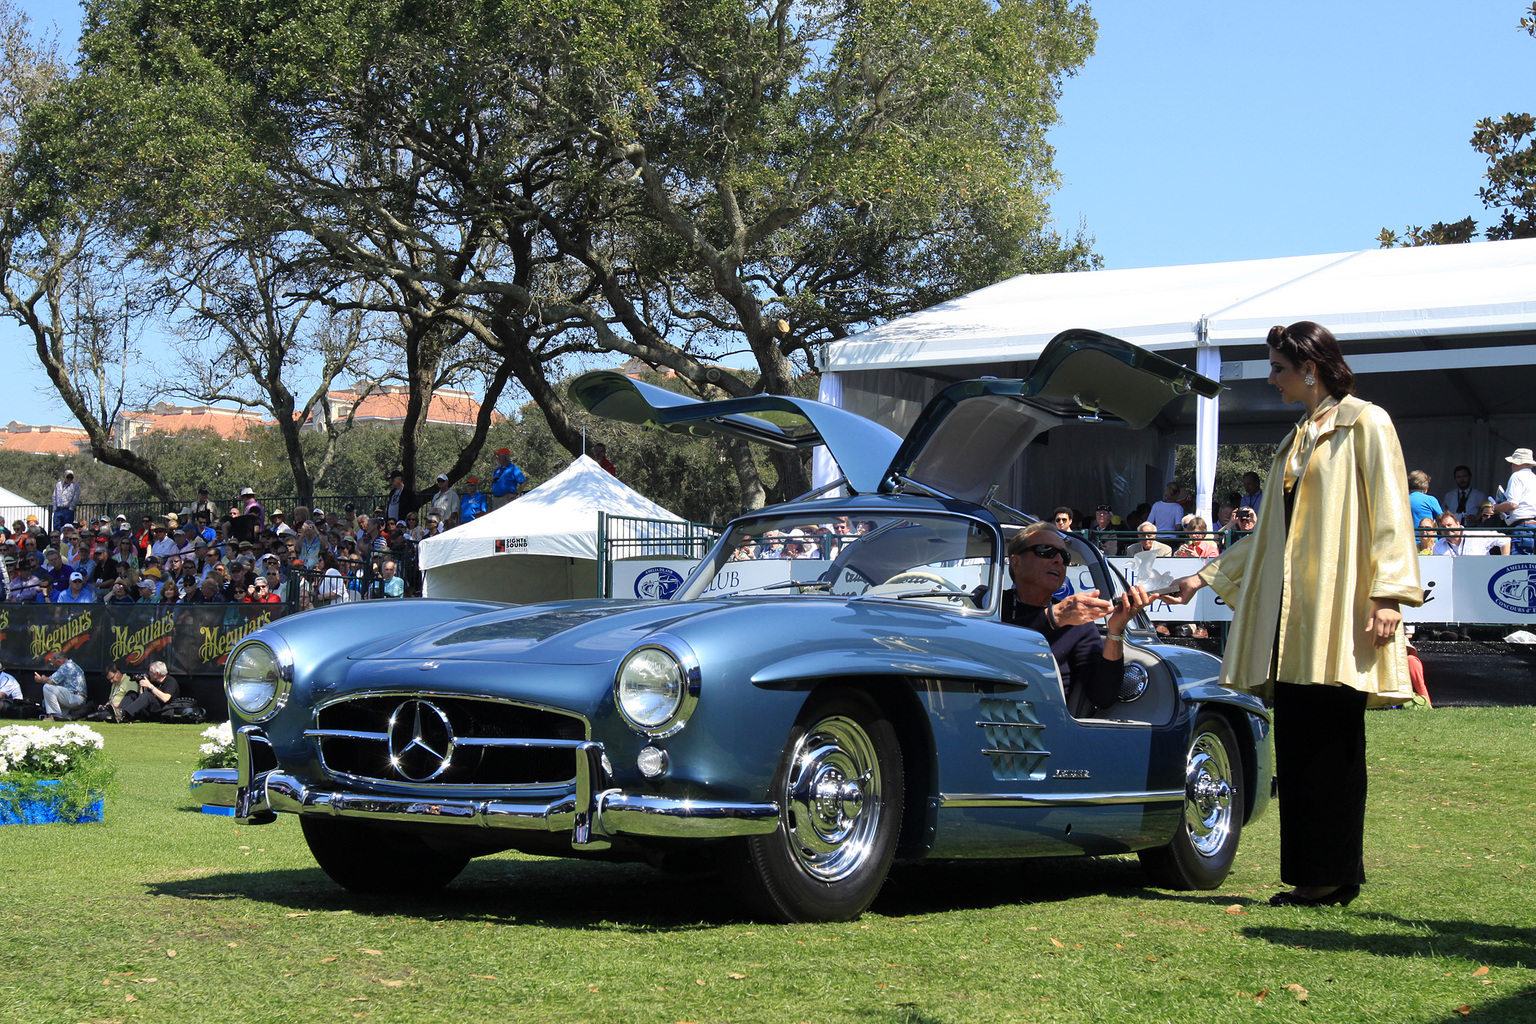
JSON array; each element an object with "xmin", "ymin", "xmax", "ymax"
[
  {"xmin": 980, "ymin": 748, "xmax": 1054, "ymax": 758},
  {"xmin": 975, "ymin": 720, "xmax": 1045, "ymax": 730},
  {"xmin": 190, "ymin": 768, "xmax": 239, "ymax": 807},
  {"xmin": 939, "ymin": 789, "xmax": 1184, "ymax": 809}
]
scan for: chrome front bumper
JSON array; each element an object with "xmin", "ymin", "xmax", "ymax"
[{"xmin": 191, "ymin": 726, "xmax": 778, "ymax": 851}]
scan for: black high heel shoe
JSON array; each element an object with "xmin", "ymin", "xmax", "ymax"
[{"xmin": 1268, "ymin": 885, "xmax": 1360, "ymax": 907}]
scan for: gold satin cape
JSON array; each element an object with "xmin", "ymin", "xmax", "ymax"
[{"xmin": 1197, "ymin": 396, "xmax": 1422, "ymax": 707}]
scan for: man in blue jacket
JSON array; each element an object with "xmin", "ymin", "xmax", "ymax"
[
  {"xmin": 491, "ymin": 448, "xmax": 527, "ymax": 510},
  {"xmin": 460, "ymin": 478, "xmax": 489, "ymax": 523}
]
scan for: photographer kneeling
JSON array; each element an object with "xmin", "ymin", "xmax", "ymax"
[{"xmin": 116, "ymin": 661, "xmax": 180, "ymax": 722}]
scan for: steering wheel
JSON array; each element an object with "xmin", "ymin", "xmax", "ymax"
[{"xmin": 880, "ymin": 570, "xmax": 962, "ymax": 591}]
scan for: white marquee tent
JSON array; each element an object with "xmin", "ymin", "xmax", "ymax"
[
  {"xmin": 418, "ymin": 455, "xmax": 687, "ymax": 603},
  {"xmin": 819, "ymin": 237, "xmax": 1536, "ymax": 520},
  {"xmin": 0, "ymin": 484, "xmax": 48, "ymax": 526}
]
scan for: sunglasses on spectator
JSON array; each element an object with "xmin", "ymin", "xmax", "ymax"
[{"xmin": 1022, "ymin": 544, "xmax": 1068, "ymax": 561}]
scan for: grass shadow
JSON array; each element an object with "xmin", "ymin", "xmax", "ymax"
[
  {"xmin": 146, "ymin": 850, "xmax": 1197, "ymax": 929},
  {"xmin": 1241, "ymin": 912, "xmax": 1536, "ymax": 970},
  {"xmin": 877, "ymin": 855, "xmax": 1148, "ymax": 915},
  {"xmin": 146, "ymin": 856, "xmax": 764, "ymax": 931}
]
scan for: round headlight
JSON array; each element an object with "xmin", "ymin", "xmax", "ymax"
[
  {"xmin": 227, "ymin": 641, "xmax": 288, "ymax": 719},
  {"xmin": 617, "ymin": 647, "xmax": 686, "ymax": 729}
]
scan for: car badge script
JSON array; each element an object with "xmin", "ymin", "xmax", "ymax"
[{"xmin": 387, "ymin": 699, "xmax": 456, "ymax": 782}]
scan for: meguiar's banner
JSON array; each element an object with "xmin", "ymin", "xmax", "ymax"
[{"xmin": 0, "ymin": 603, "xmax": 285, "ymax": 678}]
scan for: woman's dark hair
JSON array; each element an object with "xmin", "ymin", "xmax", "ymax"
[{"xmin": 1266, "ymin": 321, "xmax": 1355, "ymax": 398}]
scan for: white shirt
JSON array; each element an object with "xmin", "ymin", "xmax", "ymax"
[
  {"xmin": 1442, "ymin": 486, "xmax": 1487, "ymax": 521},
  {"xmin": 0, "ymin": 671, "xmax": 21, "ymax": 701},
  {"xmin": 1507, "ymin": 467, "xmax": 1536, "ymax": 521},
  {"xmin": 1432, "ymin": 531, "xmax": 1508, "ymax": 556}
]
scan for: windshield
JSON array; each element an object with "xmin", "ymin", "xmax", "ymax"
[{"xmin": 679, "ymin": 510, "xmax": 999, "ymax": 611}]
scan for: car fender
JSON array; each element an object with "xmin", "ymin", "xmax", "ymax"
[{"xmin": 1179, "ymin": 687, "xmax": 1274, "ymax": 827}]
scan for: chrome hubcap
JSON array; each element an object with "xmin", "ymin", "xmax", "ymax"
[
  {"xmin": 1185, "ymin": 730, "xmax": 1235, "ymax": 857},
  {"xmin": 783, "ymin": 715, "xmax": 882, "ymax": 882}
]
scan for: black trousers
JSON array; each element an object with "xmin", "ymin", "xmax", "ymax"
[
  {"xmin": 119, "ymin": 691, "xmax": 167, "ymax": 720},
  {"xmin": 1272, "ymin": 681, "xmax": 1368, "ymax": 887}
]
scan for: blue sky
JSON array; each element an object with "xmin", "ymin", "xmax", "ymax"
[
  {"xmin": 1049, "ymin": 0, "xmax": 1532, "ymax": 268},
  {"xmin": 5, "ymin": 0, "xmax": 1533, "ymax": 426}
]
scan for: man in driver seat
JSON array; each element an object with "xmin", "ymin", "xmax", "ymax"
[{"xmin": 1002, "ymin": 522, "xmax": 1154, "ymax": 710}]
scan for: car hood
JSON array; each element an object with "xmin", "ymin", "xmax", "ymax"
[{"xmin": 351, "ymin": 599, "xmax": 715, "ymax": 666}]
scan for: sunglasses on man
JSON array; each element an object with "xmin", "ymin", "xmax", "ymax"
[{"xmin": 1021, "ymin": 544, "xmax": 1068, "ymax": 561}]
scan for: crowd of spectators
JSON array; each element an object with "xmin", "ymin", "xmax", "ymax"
[
  {"xmin": 1048, "ymin": 493, "xmax": 1255, "ymax": 559},
  {"xmin": 0, "ymin": 479, "xmax": 465, "ymax": 607},
  {"xmin": 1051, "ymin": 449, "xmax": 1536, "ymax": 561}
]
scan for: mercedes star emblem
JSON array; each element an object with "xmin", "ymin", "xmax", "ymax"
[{"xmin": 386, "ymin": 699, "xmax": 456, "ymax": 782}]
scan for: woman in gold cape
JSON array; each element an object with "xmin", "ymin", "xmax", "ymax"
[{"xmin": 1171, "ymin": 321, "xmax": 1421, "ymax": 908}]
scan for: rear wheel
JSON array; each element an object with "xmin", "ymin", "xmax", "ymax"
[
  {"xmin": 1139, "ymin": 711, "xmax": 1244, "ymax": 890},
  {"xmin": 301, "ymin": 818, "xmax": 470, "ymax": 894},
  {"xmin": 736, "ymin": 689, "xmax": 904, "ymax": 922}
]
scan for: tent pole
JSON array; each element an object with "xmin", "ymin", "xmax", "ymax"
[{"xmin": 1194, "ymin": 317, "xmax": 1220, "ymax": 530}]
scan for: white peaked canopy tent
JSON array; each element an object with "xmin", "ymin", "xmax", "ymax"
[
  {"xmin": 819, "ymin": 237, "xmax": 1536, "ymax": 521},
  {"xmin": 0, "ymin": 483, "xmax": 48, "ymax": 524},
  {"xmin": 419, "ymin": 456, "xmax": 687, "ymax": 603}
]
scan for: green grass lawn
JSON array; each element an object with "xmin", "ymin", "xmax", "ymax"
[{"xmin": 2, "ymin": 708, "xmax": 1533, "ymax": 1024}]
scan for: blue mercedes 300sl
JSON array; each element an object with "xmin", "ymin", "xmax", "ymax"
[{"xmin": 194, "ymin": 329, "xmax": 1271, "ymax": 922}]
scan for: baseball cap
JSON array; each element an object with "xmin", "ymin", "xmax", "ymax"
[
  {"xmin": 435, "ymin": 473, "xmax": 448, "ymax": 482},
  {"xmin": 69, "ymin": 571, "xmax": 83, "ymax": 582},
  {"xmin": 495, "ymin": 447, "xmax": 511, "ymax": 456}
]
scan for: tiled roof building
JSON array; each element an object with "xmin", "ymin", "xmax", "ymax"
[
  {"xmin": 116, "ymin": 404, "xmax": 269, "ymax": 444},
  {"xmin": 4, "ymin": 384, "xmax": 495, "ymax": 458},
  {"xmin": 314, "ymin": 384, "xmax": 497, "ymax": 431},
  {"xmin": 0, "ymin": 422, "xmax": 91, "ymax": 456}
]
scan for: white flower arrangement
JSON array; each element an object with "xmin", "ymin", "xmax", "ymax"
[
  {"xmin": 196, "ymin": 721, "xmax": 236, "ymax": 770},
  {"xmin": 0, "ymin": 723, "xmax": 106, "ymax": 777}
]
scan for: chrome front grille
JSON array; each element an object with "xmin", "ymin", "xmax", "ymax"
[{"xmin": 309, "ymin": 694, "xmax": 588, "ymax": 788}]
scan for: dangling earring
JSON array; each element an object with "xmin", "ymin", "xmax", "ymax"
[{"xmin": 1303, "ymin": 373, "xmax": 1316, "ymax": 387}]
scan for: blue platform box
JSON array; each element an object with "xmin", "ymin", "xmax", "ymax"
[{"xmin": 0, "ymin": 781, "xmax": 105, "ymax": 826}]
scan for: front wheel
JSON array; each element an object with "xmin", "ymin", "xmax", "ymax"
[
  {"xmin": 735, "ymin": 689, "xmax": 905, "ymax": 922},
  {"xmin": 1139, "ymin": 711, "xmax": 1244, "ymax": 890},
  {"xmin": 301, "ymin": 818, "xmax": 470, "ymax": 894}
]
